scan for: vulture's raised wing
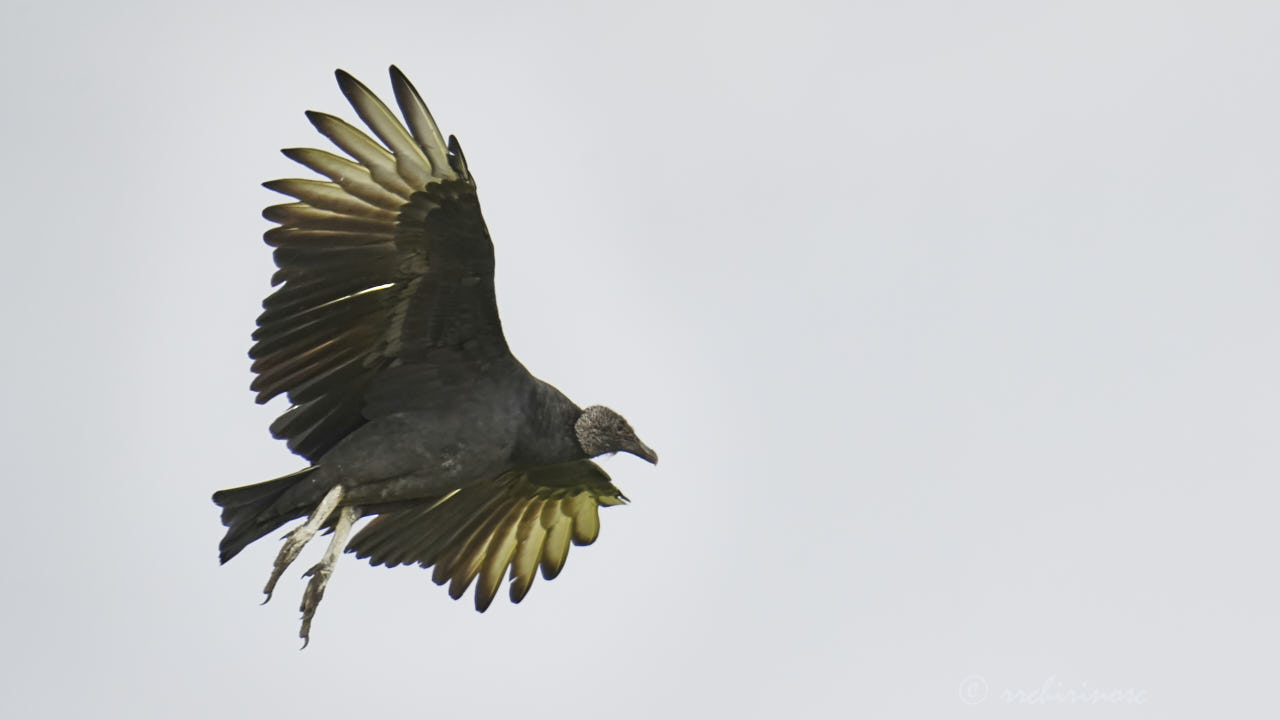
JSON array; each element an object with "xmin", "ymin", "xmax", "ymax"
[
  {"xmin": 251, "ymin": 67, "xmax": 510, "ymax": 461},
  {"xmin": 348, "ymin": 461, "xmax": 628, "ymax": 611}
]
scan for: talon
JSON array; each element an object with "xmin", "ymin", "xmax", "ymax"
[
  {"xmin": 296, "ymin": 505, "xmax": 358, "ymax": 647},
  {"xmin": 260, "ymin": 486, "xmax": 345, "ymax": 603}
]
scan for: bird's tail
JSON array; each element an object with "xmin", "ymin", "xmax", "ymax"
[{"xmin": 212, "ymin": 467, "xmax": 316, "ymax": 564}]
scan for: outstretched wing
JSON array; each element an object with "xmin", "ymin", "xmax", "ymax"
[
  {"xmin": 250, "ymin": 67, "xmax": 511, "ymax": 461},
  {"xmin": 347, "ymin": 461, "xmax": 629, "ymax": 612}
]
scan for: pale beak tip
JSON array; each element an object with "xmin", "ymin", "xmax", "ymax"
[{"xmin": 635, "ymin": 443, "xmax": 658, "ymax": 465}]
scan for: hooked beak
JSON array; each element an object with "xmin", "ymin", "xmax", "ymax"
[{"xmin": 628, "ymin": 440, "xmax": 659, "ymax": 465}]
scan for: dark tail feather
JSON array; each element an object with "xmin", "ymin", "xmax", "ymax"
[{"xmin": 212, "ymin": 467, "xmax": 315, "ymax": 564}]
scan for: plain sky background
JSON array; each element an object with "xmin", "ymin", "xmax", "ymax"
[{"xmin": 2, "ymin": 1, "xmax": 1277, "ymax": 717}]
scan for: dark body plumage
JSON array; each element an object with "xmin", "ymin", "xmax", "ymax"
[{"xmin": 213, "ymin": 68, "xmax": 655, "ymax": 640}]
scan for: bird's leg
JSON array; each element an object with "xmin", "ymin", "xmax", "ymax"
[
  {"xmin": 263, "ymin": 484, "xmax": 344, "ymax": 603},
  {"xmin": 298, "ymin": 504, "xmax": 359, "ymax": 647}
]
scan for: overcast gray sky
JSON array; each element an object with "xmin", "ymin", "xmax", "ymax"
[{"xmin": 3, "ymin": 1, "xmax": 1277, "ymax": 717}]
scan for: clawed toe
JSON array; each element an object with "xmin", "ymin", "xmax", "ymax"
[
  {"xmin": 261, "ymin": 486, "xmax": 343, "ymax": 603},
  {"xmin": 297, "ymin": 505, "xmax": 358, "ymax": 647},
  {"xmin": 249, "ymin": 485, "xmax": 359, "ymax": 646}
]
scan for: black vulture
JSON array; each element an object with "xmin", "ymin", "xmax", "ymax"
[{"xmin": 213, "ymin": 67, "xmax": 657, "ymax": 645}]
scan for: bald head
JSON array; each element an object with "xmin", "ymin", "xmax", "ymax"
[{"xmin": 574, "ymin": 405, "xmax": 658, "ymax": 464}]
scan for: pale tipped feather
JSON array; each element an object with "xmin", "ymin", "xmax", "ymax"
[
  {"xmin": 389, "ymin": 65, "xmax": 455, "ymax": 180},
  {"xmin": 262, "ymin": 179, "xmax": 398, "ymax": 220},
  {"xmin": 334, "ymin": 70, "xmax": 435, "ymax": 189},
  {"xmin": 280, "ymin": 148, "xmax": 405, "ymax": 210},
  {"xmin": 305, "ymin": 111, "xmax": 416, "ymax": 198}
]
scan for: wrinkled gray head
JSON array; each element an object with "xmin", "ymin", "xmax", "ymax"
[{"xmin": 575, "ymin": 405, "xmax": 658, "ymax": 464}]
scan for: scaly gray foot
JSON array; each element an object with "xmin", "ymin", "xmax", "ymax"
[
  {"xmin": 262, "ymin": 485, "xmax": 345, "ymax": 603},
  {"xmin": 299, "ymin": 505, "xmax": 358, "ymax": 647}
]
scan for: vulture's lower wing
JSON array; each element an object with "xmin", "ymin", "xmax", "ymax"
[{"xmin": 347, "ymin": 461, "xmax": 628, "ymax": 612}]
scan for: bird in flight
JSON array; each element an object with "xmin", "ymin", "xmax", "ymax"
[{"xmin": 213, "ymin": 67, "xmax": 657, "ymax": 645}]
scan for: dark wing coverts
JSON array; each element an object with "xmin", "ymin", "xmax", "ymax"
[{"xmin": 250, "ymin": 67, "xmax": 509, "ymax": 462}]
